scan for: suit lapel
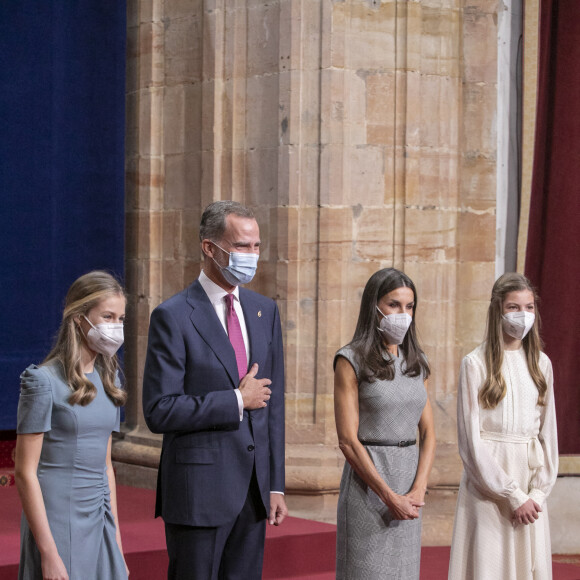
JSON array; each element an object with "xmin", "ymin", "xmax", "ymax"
[
  {"xmin": 240, "ymin": 288, "xmax": 267, "ymax": 370},
  {"xmin": 186, "ymin": 280, "xmax": 239, "ymax": 387}
]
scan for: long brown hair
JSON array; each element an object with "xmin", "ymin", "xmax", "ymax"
[
  {"xmin": 479, "ymin": 272, "xmax": 547, "ymax": 409},
  {"xmin": 43, "ymin": 271, "xmax": 127, "ymax": 407},
  {"xmin": 346, "ymin": 268, "xmax": 430, "ymax": 383}
]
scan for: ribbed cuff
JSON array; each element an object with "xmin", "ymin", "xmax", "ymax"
[
  {"xmin": 508, "ymin": 487, "xmax": 530, "ymax": 511},
  {"xmin": 528, "ymin": 488, "xmax": 546, "ymax": 507}
]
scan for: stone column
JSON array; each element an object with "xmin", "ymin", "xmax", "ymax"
[{"xmin": 118, "ymin": 0, "xmax": 500, "ymax": 545}]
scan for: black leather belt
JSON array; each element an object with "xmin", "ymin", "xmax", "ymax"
[{"xmin": 360, "ymin": 439, "xmax": 416, "ymax": 447}]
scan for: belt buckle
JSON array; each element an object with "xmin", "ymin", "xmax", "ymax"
[{"xmin": 398, "ymin": 440, "xmax": 406, "ymax": 447}]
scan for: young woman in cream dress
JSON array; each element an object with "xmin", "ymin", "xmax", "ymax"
[{"xmin": 449, "ymin": 273, "xmax": 558, "ymax": 580}]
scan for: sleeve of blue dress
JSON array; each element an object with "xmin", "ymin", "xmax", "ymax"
[
  {"xmin": 113, "ymin": 371, "xmax": 122, "ymax": 433},
  {"xmin": 114, "ymin": 407, "xmax": 121, "ymax": 433},
  {"xmin": 17, "ymin": 365, "xmax": 53, "ymax": 434}
]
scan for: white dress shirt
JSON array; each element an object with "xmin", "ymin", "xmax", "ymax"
[{"xmin": 198, "ymin": 270, "xmax": 247, "ymax": 420}]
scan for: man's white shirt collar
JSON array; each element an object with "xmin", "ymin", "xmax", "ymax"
[{"xmin": 199, "ymin": 269, "xmax": 240, "ymax": 304}]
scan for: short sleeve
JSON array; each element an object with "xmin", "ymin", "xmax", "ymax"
[
  {"xmin": 17, "ymin": 365, "xmax": 53, "ymax": 434},
  {"xmin": 113, "ymin": 370, "xmax": 123, "ymax": 432},
  {"xmin": 334, "ymin": 345, "xmax": 360, "ymax": 379},
  {"xmin": 114, "ymin": 406, "xmax": 121, "ymax": 433}
]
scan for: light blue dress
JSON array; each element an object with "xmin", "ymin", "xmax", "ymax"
[{"xmin": 17, "ymin": 362, "xmax": 127, "ymax": 580}]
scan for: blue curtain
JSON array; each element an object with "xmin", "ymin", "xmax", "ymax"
[{"xmin": 0, "ymin": 2, "xmax": 126, "ymax": 429}]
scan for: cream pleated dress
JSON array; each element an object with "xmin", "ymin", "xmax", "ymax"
[{"xmin": 448, "ymin": 344, "xmax": 558, "ymax": 580}]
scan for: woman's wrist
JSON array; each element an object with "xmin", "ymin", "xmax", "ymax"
[
  {"xmin": 411, "ymin": 479, "xmax": 428, "ymax": 494},
  {"xmin": 381, "ymin": 487, "xmax": 396, "ymax": 505},
  {"xmin": 38, "ymin": 542, "xmax": 60, "ymax": 559}
]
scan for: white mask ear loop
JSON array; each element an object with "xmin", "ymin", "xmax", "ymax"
[{"xmin": 209, "ymin": 241, "xmax": 230, "ymax": 259}]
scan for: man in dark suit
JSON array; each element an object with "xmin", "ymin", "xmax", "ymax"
[{"xmin": 142, "ymin": 200, "xmax": 287, "ymax": 580}]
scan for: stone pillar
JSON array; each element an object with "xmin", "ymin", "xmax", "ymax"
[{"xmin": 118, "ymin": 0, "xmax": 500, "ymax": 545}]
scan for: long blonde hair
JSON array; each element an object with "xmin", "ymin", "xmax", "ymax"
[
  {"xmin": 43, "ymin": 271, "xmax": 127, "ymax": 407},
  {"xmin": 479, "ymin": 272, "xmax": 547, "ymax": 409}
]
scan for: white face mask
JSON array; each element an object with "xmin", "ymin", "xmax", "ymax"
[
  {"xmin": 502, "ymin": 311, "xmax": 535, "ymax": 341},
  {"xmin": 83, "ymin": 315, "xmax": 124, "ymax": 357},
  {"xmin": 211, "ymin": 242, "xmax": 259, "ymax": 286},
  {"xmin": 376, "ymin": 306, "xmax": 412, "ymax": 345}
]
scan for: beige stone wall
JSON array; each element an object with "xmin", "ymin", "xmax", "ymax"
[{"xmin": 118, "ymin": 0, "xmax": 501, "ymax": 541}]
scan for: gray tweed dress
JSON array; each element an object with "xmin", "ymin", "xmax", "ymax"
[{"xmin": 335, "ymin": 346, "xmax": 428, "ymax": 580}]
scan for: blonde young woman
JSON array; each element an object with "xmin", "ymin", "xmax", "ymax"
[
  {"xmin": 334, "ymin": 268, "xmax": 436, "ymax": 580},
  {"xmin": 15, "ymin": 271, "xmax": 129, "ymax": 580},
  {"xmin": 449, "ymin": 273, "xmax": 558, "ymax": 580}
]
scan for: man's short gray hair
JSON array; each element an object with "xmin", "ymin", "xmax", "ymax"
[{"xmin": 199, "ymin": 201, "xmax": 255, "ymax": 242}]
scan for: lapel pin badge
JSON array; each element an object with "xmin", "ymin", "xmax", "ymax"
[{"xmin": 258, "ymin": 310, "xmax": 262, "ymax": 317}]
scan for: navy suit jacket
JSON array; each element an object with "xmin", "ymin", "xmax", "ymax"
[{"xmin": 142, "ymin": 280, "xmax": 285, "ymax": 527}]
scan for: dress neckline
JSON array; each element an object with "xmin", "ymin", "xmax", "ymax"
[
  {"xmin": 504, "ymin": 346, "xmax": 524, "ymax": 355},
  {"xmin": 382, "ymin": 349, "xmax": 401, "ymax": 361}
]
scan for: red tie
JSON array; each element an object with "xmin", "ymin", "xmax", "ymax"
[{"xmin": 225, "ymin": 293, "xmax": 248, "ymax": 380}]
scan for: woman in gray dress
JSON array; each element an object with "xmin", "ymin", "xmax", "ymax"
[
  {"xmin": 14, "ymin": 271, "xmax": 129, "ymax": 580},
  {"xmin": 334, "ymin": 268, "xmax": 436, "ymax": 579}
]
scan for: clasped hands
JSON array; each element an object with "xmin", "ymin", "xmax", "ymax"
[
  {"xmin": 239, "ymin": 363, "xmax": 272, "ymax": 410},
  {"xmin": 512, "ymin": 498, "xmax": 542, "ymax": 526},
  {"xmin": 386, "ymin": 490, "xmax": 425, "ymax": 521}
]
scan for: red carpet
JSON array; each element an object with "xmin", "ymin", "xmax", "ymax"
[{"xmin": 1, "ymin": 484, "xmax": 579, "ymax": 579}]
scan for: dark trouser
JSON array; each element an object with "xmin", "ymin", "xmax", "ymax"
[{"xmin": 165, "ymin": 470, "xmax": 267, "ymax": 580}]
